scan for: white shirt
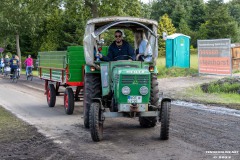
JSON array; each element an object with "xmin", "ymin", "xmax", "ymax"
[{"xmin": 139, "ymin": 39, "xmax": 152, "ymax": 62}]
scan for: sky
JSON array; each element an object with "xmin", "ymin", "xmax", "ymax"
[{"xmin": 140, "ymin": 0, "xmax": 230, "ymax": 4}]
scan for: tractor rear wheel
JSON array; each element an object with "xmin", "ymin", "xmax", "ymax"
[
  {"xmin": 64, "ymin": 88, "xmax": 74, "ymax": 115},
  {"xmin": 139, "ymin": 73, "xmax": 159, "ymax": 128},
  {"xmin": 160, "ymin": 101, "xmax": 171, "ymax": 140},
  {"xmin": 83, "ymin": 73, "xmax": 101, "ymax": 128},
  {"xmin": 90, "ymin": 102, "xmax": 103, "ymax": 142}
]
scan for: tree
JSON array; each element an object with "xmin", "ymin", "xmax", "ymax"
[
  {"xmin": 151, "ymin": 0, "xmax": 178, "ymax": 21},
  {"xmin": 228, "ymin": 0, "xmax": 240, "ymax": 25},
  {"xmin": 140, "ymin": 2, "xmax": 152, "ymax": 19},
  {"xmin": 171, "ymin": 2, "xmax": 187, "ymax": 28},
  {"xmin": 158, "ymin": 14, "xmax": 176, "ymax": 49},
  {"xmin": 189, "ymin": 0, "xmax": 205, "ymax": 31},
  {"xmin": 60, "ymin": 0, "xmax": 87, "ymax": 49},
  {"xmin": 40, "ymin": 9, "xmax": 64, "ymax": 51},
  {"xmin": 178, "ymin": 19, "xmax": 191, "ymax": 35},
  {"xmin": 204, "ymin": 0, "xmax": 239, "ymax": 42},
  {"xmin": 84, "ymin": 0, "xmax": 141, "ymax": 18},
  {"xmin": 0, "ymin": 0, "xmax": 50, "ymax": 67}
]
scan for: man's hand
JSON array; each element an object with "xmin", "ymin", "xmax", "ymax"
[
  {"xmin": 97, "ymin": 53, "xmax": 103, "ymax": 58},
  {"xmin": 136, "ymin": 54, "xmax": 142, "ymax": 61}
]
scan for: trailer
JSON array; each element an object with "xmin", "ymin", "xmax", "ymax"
[
  {"xmin": 38, "ymin": 46, "xmax": 86, "ymax": 114},
  {"xmin": 38, "ymin": 46, "xmax": 109, "ymax": 114}
]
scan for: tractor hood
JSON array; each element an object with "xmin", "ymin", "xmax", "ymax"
[
  {"xmin": 113, "ymin": 67, "xmax": 150, "ymax": 80},
  {"xmin": 112, "ymin": 67, "xmax": 151, "ymax": 105},
  {"xmin": 112, "ymin": 67, "xmax": 150, "ymax": 89}
]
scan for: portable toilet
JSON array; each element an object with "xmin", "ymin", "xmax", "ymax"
[{"xmin": 166, "ymin": 33, "xmax": 190, "ymax": 68}]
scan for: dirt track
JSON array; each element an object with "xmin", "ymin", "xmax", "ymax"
[{"xmin": 0, "ymin": 75, "xmax": 239, "ymax": 160}]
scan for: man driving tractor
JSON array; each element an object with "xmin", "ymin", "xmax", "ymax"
[{"xmin": 98, "ymin": 30, "xmax": 135, "ymax": 61}]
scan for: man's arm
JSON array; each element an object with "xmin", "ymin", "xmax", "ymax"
[{"xmin": 101, "ymin": 44, "xmax": 114, "ymax": 61}]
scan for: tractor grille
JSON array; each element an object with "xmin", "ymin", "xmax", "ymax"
[
  {"xmin": 122, "ymin": 75, "xmax": 149, "ymax": 84},
  {"xmin": 115, "ymin": 74, "xmax": 120, "ymax": 83}
]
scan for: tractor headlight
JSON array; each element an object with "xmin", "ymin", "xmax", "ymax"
[
  {"xmin": 122, "ymin": 86, "xmax": 131, "ymax": 95},
  {"xmin": 139, "ymin": 86, "xmax": 148, "ymax": 95}
]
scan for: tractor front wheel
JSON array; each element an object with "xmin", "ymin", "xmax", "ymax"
[
  {"xmin": 89, "ymin": 102, "xmax": 103, "ymax": 142},
  {"xmin": 83, "ymin": 73, "xmax": 101, "ymax": 128},
  {"xmin": 160, "ymin": 101, "xmax": 171, "ymax": 140}
]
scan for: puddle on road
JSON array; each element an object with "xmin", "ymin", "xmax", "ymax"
[{"xmin": 172, "ymin": 100, "xmax": 240, "ymax": 118}]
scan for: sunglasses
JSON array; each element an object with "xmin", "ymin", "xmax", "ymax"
[{"xmin": 115, "ymin": 35, "xmax": 122, "ymax": 38}]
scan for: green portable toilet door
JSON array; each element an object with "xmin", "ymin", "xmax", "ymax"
[
  {"xmin": 175, "ymin": 36, "xmax": 190, "ymax": 68},
  {"xmin": 166, "ymin": 39, "xmax": 173, "ymax": 68}
]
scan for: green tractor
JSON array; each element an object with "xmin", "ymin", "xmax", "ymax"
[{"xmin": 83, "ymin": 17, "xmax": 171, "ymax": 142}]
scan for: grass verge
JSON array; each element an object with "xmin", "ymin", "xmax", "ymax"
[
  {"xmin": 0, "ymin": 106, "xmax": 75, "ymax": 159},
  {"xmin": 20, "ymin": 69, "xmax": 38, "ymax": 76},
  {"xmin": 156, "ymin": 54, "xmax": 198, "ymax": 78},
  {"xmin": 178, "ymin": 86, "xmax": 240, "ymax": 110},
  {"xmin": 0, "ymin": 106, "xmax": 34, "ymax": 143}
]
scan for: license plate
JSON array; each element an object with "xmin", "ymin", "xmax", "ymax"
[{"xmin": 128, "ymin": 96, "xmax": 142, "ymax": 103}]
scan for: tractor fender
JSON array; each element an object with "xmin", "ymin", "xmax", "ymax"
[
  {"xmin": 160, "ymin": 98, "xmax": 171, "ymax": 106},
  {"xmin": 160, "ymin": 98, "xmax": 171, "ymax": 110}
]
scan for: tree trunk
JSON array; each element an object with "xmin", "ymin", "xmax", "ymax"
[
  {"xmin": 16, "ymin": 34, "xmax": 22, "ymax": 69},
  {"xmin": 85, "ymin": 0, "xmax": 99, "ymax": 18},
  {"xmin": 91, "ymin": 4, "xmax": 99, "ymax": 18}
]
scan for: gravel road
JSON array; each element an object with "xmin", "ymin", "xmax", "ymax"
[{"xmin": 0, "ymin": 75, "xmax": 239, "ymax": 160}]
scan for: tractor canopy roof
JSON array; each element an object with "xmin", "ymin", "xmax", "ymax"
[{"xmin": 83, "ymin": 16, "xmax": 159, "ymax": 66}]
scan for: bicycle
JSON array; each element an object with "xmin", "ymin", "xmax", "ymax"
[
  {"xmin": 11, "ymin": 68, "xmax": 20, "ymax": 83},
  {"xmin": 3, "ymin": 66, "xmax": 11, "ymax": 77},
  {"xmin": 26, "ymin": 66, "xmax": 33, "ymax": 81}
]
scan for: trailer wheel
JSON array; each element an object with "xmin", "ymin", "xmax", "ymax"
[
  {"xmin": 139, "ymin": 74, "xmax": 159, "ymax": 127},
  {"xmin": 160, "ymin": 101, "xmax": 171, "ymax": 140},
  {"xmin": 47, "ymin": 84, "xmax": 56, "ymax": 107},
  {"xmin": 83, "ymin": 73, "xmax": 101, "ymax": 128},
  {"xmin": 64, "ymin": 88, "xmax": 74, "ymax": 115},
  {"xmin": 90, "ymin": 102, "xmax": 103, "ymax": 142}
]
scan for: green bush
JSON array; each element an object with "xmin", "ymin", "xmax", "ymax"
[
  {"xmin": 190, "ymin": 49, "xmax": 197, "ymax": 55},
  {"xmin": 201, "ymin": 78, "xmax": 240, "ymax": 94},
  {"xmin": 207, "ymin": 83, "xmax": 240, "ymax": 93}
]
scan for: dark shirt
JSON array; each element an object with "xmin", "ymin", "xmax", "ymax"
[
  {"xmin": 101, "ymin": 40, "xmax": 135, "ymax": 61},
  {"xmin": 9, "ymin": 58, "xmax": 19, "ymax": 69}
]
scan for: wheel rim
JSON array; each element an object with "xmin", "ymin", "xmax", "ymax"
[
  {"xmin": 47, "ymin": 89, "xmax": 51, "ymax": 103},
  {"xmin": 64, "ymin": 93, "xmax": 68, "ymax": 109}
]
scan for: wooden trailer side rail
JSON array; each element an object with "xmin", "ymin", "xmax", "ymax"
[{"xmin": 39, "ymin": 66, "xmax": 65, "ymax": 83}]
